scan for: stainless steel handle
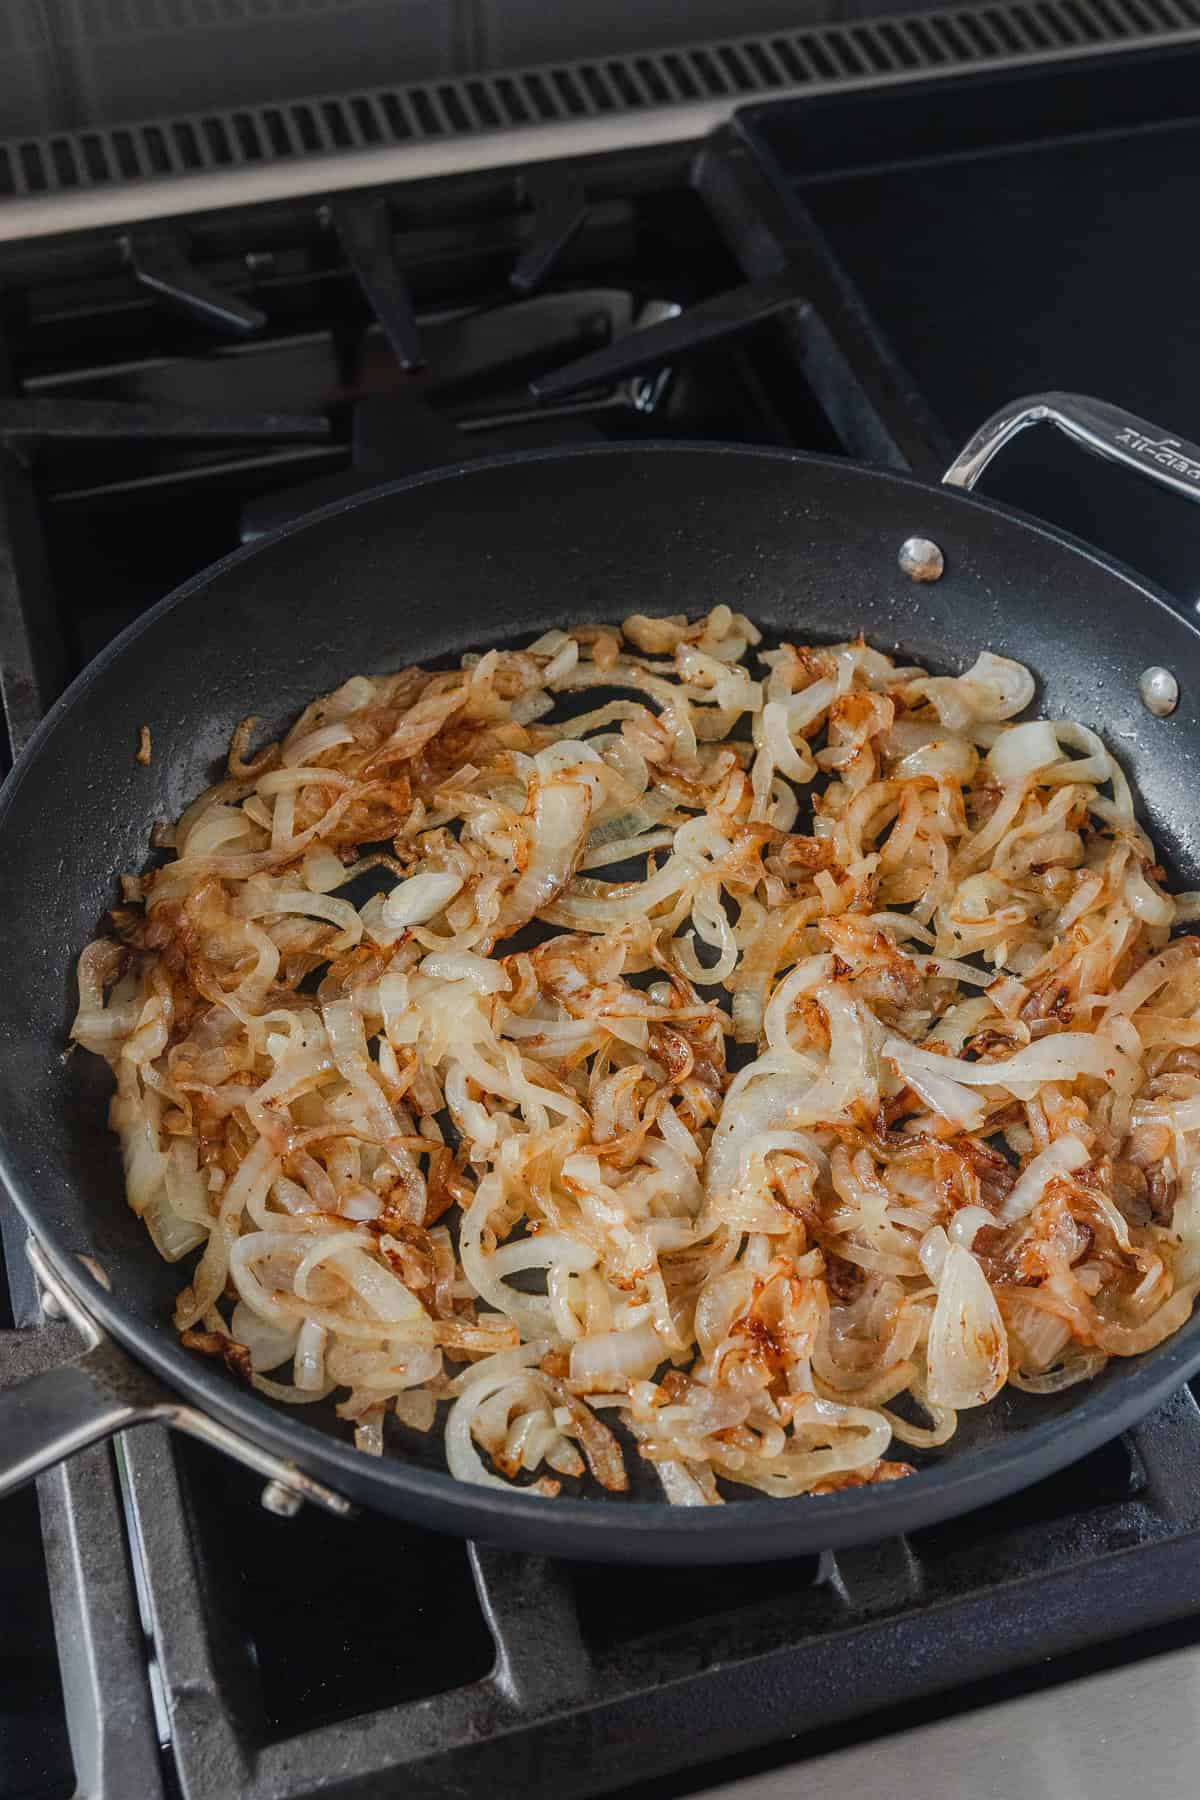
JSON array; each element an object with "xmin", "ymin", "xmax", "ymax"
[
  {"xmin": 0, "ymin": 1341, "xmax": 150, "ymax": 1488},
  {"xmin": 943, "ymin": 391, "xmax": 1200, "ymax": 502},
  {"xmin": 0, "ymin": 1237, "xmax": 354, "ymax": 1517}
]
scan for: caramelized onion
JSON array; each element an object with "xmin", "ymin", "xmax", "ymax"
[{"xmin": 71, "ymin": 611, "xmax": 1199, "ymax": 1504}]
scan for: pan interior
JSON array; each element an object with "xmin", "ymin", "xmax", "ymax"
[{"xmin": 4, "ymin": 443, "xmax": 1200, "ymax": 1530}]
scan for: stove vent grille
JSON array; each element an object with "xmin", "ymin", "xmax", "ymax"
[{"xmin": 1, "ymin": 0, "xmax": 1198, "ymax": 204}]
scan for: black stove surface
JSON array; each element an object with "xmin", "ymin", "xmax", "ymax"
[{"xmin": 8, "ymin": 40, "xmax": 1200, "ymax": 1800}]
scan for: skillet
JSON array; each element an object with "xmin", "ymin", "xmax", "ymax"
[{"xmin": 2, "ymin": 391, "xmax": 1200, "ymax": 1563}]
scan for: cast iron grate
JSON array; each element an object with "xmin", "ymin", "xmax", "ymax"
[
  {"xmin": 111, "ymin": 1391, "xmax": 1200, "ymax": 1800},
  {"xmin": 571, "ymin": 1553, "xmax": 825, "ymax": 1652},
  {"xmin": 173, "ymin": 1433, "xmax": 497, "ymax": 1735}
]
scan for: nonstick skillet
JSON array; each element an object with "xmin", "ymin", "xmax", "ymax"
[{"xmin": 2, "ymin": 390, "xmax": 1200, "ymax": 1566}]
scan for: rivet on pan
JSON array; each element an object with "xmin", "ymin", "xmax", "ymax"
[
  {"xmin": 1139, "ymin": 666, "xmax": 1179, "ymax": 717},
  {"xmin": 898, "ymin": 536, "xmax": 944, "ymax": 582},
  {"xmin": 261, "ymin": 1479, "xmax": 304, "ymax": 1518},
  {"xmin": 40, "ymin": 1289, "xmax": 64, "ymax": 1321}
]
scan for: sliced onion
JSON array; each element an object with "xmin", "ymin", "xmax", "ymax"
[
  {"xmin": 230, "ymin": 1300, "xmax": 299, "ymax": 1372},
  {"xmin": 884, "ymin": 1031, "xmax": 1136, "ymax": 1096},
  {"xmin": 655, "ymin": 1460, "xmax": 716, "ymax": 1505},
  {"xmin": 996, "ymin": 1135, "xmax": 1089, "ymax": 1223},
  {"xmin": 498, "ymin": 775, "xmax": 593, "ymax": 933},
  {"xmin": 294, "ymin": 1319, "xmax": 328, "ymax": 1390},
  {"xmin": 705, "ymin": 1074, "xmax": 823, "ymax": 1202},
  {"xmin": 569, "ymin": 1321, "xmax": 663, "ymax": 1390},
  {"xmin": 492, "ymin": 1234, "xmax": 599, "ymax": 1279},
  {"xmin": 1009, "ymin": 1350, "xmax": 1108, "ymax": 1393},
  {"xmin": 301, "ymin": 845, "xmax": 351, "ymax": 893},
  {"xmin": 142, "ymin": 1188, "xmax": 208, "ymax": 1262},
  {"xmin": 949, "ymin": 1205, "xmax": 995, "ymax": 1249},
  {"xmin": 1003, "ymin": 1297, "xmax": 1072, "ymax": 1374},
  {"xmin": 1124, "ymin": 864, "xmax": 1175, "ymax": 927},
  {"xmin": 901, "ymin": 739, "xmax": 978, "ymax": 781},
  {"xmin": 421, "ymin": 950, "xmax": 510, "ymax": 994},
  {"xmin": 895, "ymin": 1058, "xmax": 988, "ymax": 1131},
  {"xmin": 924, "ymin": 1237, "xmax": 1009, "ymax": 1408},
  {"xmin": 395, "ymin": 1391, "xmax": 438, "ymax": 1432},
  {"xmin": 282, "ymin": 722, "xmax": 355, "ymax": 766},
  {"xmin": 986, "ymin": 720, "xmax": 1060, "ymax": 783},
  {"xmin": 382, "ymin": 870, "xmax": 463, "ymax": 929},
  {"xmin": 963, "ymin": 651, "xmax": 1036, "ymax": 720},
  {"xmin": 1103, "ymin": 943, "xmax": 1196, "ymax": 1016},
  {"xmin": 1170, "ymin": 1166, "xmax": 1200, "ymax": 1283},
  {"xmin": 445, "ymin": 1355, "xmax": 552, "ymax": 1490},
  {"xmin": 323, "ymin": 998, "xmax": 409, "ymax": 1150}
]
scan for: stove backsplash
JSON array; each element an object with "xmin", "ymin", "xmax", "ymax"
[{"xmin": 3, "ymin": 0, "xmax": 977, "ymax": 140}]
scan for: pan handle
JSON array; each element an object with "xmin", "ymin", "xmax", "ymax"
[
  {"xmin": 0, "ymin": 1237, "xmax": 354, "ymax": 1517},
  {"xmin": 943, "ymin": 391, "xmax": 1200, "ymax": 503}
]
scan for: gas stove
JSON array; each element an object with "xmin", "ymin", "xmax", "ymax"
[{"xmin": 7, "ymin": 14, "xmax": 1200, "ymax": 1800}]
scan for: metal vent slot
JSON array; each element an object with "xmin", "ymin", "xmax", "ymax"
[
  {"xmin": 464, "ymin": 80, "xmax": 501, "ymax": 129},
  {"xmin": 233, "ymin": 113, "xmax": 264, "ymax": 161},
  {"xmin": 1086, "ymin": 0, "xmax": 1133, "ymax": 27},
  {"xmin": 141, "ymin": 125, "xmax": 173, "ymax": 174},
  {"xmin": 2, "ymin": 0, "xmax": 1199, "ymax": 225},
  {"xmin": 171, "ymin": 120, "xmax": 202, "ymax": 172},
  {"xmin": 737, "ymin": 40, "xmax": 787, "ymax": 87}
]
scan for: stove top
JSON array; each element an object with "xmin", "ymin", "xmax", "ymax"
[{"xmin": 7, "ymin": 23, "xmax": 1200, "ymax": 1800}]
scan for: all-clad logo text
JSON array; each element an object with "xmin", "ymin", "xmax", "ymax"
[{"xmin": 1116, "ymin": 427, "xmax": 1200, "ymax": 481}]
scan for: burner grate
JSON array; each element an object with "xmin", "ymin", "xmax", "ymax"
[{"xmin": 110, "ymin": 1394, "xmax": 1200, "ymax": 1800}]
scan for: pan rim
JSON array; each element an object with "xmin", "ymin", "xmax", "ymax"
[
  {"xmin": 6, "ymin": 433, "xmax": 1199, "ymax": 792},
  {"xmin": 4, "ymin": 436, "xmax": 1200, "ymax": 1555}
]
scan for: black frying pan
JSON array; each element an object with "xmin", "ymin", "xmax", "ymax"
[{"xmin": 3, "ymin": 391, "xmax": 1200, "ymax": 1565}]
